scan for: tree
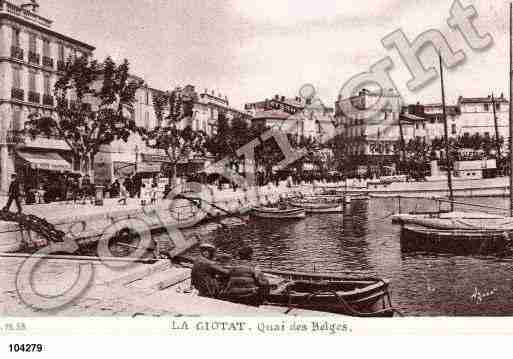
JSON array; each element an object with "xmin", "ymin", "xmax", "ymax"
[
  {"xmin": 142, "ymin": 87, "xmax": 206, "ymax": 185},
  {"xmin": 23, "ymin": 56, "xmax": 142, "ymax": 176}
]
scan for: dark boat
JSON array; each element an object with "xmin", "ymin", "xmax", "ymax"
[{"xmin": 261, "ymin": 269, "xmax": 396, "ymax": 317}]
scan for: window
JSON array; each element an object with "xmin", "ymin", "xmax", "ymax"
[
  {"xmin": 145, "ymin": 90, "xmax": 149, "ymax": 105},
  {"xmin": 58, "ymin": 44, "xmax": 65, "ymax": 61},
  {"xmin": 43, "ymin": 39, "xmax": 50, "ymax": 57},
  {"xmin": 44, "ymin": 75, "xmax": 50, "ymax": 94},
  {"xmin": 12, "ymin": 67, "xmax": 21, "ymax": 89},
  {"xmin": 12, "ymin": 28, "xmax": 20, "ymax": 47},
  {"xmin": 422, "ymin": 123, "xmax": 426, "ymax": 129},
  {"xmin": 29, "ymin": 71, "xmax": 36, "ymax": 92},
  {"xmin": 451, "ymin": 124, "xmax": 456, "ymax": 135},
  {"xmin": 12, "ymin": 106, "xmax": 22, "ymax": 131},
  {"xmin": 496, "ymin": 103, "xmax": 501, "ymax": 111},
  {"xmin": 29, "ymin": 33, "xmax": 37, "ymax": 53},
  {"xmin": 484, "ymin": 103, "xmax": 489, "ymax": 111},
  {"xmin": 144, "ymin": 111, "xmax": 149, "ymax": 129}
]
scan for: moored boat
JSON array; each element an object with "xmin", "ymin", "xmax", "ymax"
[
  {"xmin": 261, "ymin": 269, "xmax": 396, "ymax": 317},
  {"xmin": 251, "ymin": 206, "xmax": 306, "ymax": 219},
  {"xmin": 401, "ymin": 225, "xmax": 513, "ymax": 255},
  {"xmin": 392, "ymin": 211, "xmax": 513, "ymax": 229},
  {"xmin": 289, "ymin": 200, "xmax": 344, "ymax": 213}
]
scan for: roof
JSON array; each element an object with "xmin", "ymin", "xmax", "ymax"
[
  {"xmin": 400, "ymin": 113, "xmax": 425, "ymax": 122},
  {"xmin": 252, "ymin": 109, "xmax": 297, "ymax": 121},
  {"xmin": 0, "ymin": 13, "xmax": 94, "ymax": 51},
  {"xmin": 458, "ymin": 96, "xmax": 508, "ymax": 104}
]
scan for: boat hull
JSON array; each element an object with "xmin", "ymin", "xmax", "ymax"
[
  {"xmin": 251, "ymin": 207, "xmax": 306, "ymax": 219},
  {"xmin": 261, "ymin": 269, "xmax": 395, "ymax": 317},
  {"xmin": 289, "ymin": 201, "xmax": 344, "ymax": 213},
  {"xmin": 401, "ymin": 225, "xmax": 513, "ymax": 255}
]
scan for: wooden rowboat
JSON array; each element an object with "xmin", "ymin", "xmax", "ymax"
[
  {"xmin": 289, "ymin": 200, "xmax": 344, "ymax": 213},
  {"xmin": 262, "ymin": 269, "xmax": 395, "ymax": 317},
  {"xmin": 251, "ymin": 206, "xmax": 306, "ymax": 219},
  {"xmin": 173, "ymin": 256, "xmax": 398, "ymax": 317}
]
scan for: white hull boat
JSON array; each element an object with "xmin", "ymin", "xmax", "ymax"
[
  {"xmin": 392, "ymin": 211, "xmax": 513, "ymax": 230},
  {"xmin": 289, "ymin": 200, "xmax": 344, "ymax": 213},
  {"xmin": 251, "ymin": 206, "xmax": 306, "ymax": 219}
]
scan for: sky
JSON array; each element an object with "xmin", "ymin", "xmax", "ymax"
[{"xmin": 26, "ymin": 0, "xmax": 513, "ymax": 110}]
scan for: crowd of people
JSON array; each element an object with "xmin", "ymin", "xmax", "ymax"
[{"xmin": 4, "ymin": 170, "xmax": 168, "ymax": 211}]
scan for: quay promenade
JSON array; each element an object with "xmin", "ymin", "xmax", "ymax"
[
  {"xmin": 0, "ymin": 183, "xmax": 315, "ymax": 252},
  {"xmin": 320, "ymin": 177, "xmax": 512, "ymax": 198},
  {"xmin": 0, "ymin": 256, "xmax": 332, "ymax": 317}
]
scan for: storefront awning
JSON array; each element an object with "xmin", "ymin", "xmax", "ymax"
[{"xmin": 17, "ymin": 151, "xmax": 71, "ymax": 171}]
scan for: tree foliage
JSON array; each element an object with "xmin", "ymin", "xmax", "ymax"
[
  {"xmin": 142, "ymin": 86, "xmax": 206, "ymax": 181},
  {"xmin": 23, "ymin": 56, "xmax": 142, "ymax": 173}
]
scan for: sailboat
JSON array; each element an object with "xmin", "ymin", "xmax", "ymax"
[{"xmin": 393, "ymin": 6, "xmax": 513, "ymax": 254}]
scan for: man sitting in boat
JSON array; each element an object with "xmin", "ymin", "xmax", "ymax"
[
  {"xmin": 191, "ymin": 243, "xmax": 230, "ymax": 298},
  {"xmin": 277, "ymin": 196, "xmax": 288, "ymax": 210},
  {"xmin": 219, "ymin": 246, "xmax": 270, "ymax": 306}
]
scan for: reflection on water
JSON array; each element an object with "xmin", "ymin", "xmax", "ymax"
[{"xmin": 189, "ymin": 197, "xmax": 513, "ymax": 316}]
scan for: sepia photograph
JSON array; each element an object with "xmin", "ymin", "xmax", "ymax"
[{"xmin": 1, "ymin": 0, "xmax": 513, "ymax": 345}]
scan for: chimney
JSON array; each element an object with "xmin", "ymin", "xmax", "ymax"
[{"xmin": 21, "ymin": 1, "xmax": 39, "ymax": 12}]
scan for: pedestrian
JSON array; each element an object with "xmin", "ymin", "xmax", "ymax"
[
  {"xmin": 3, "ymin": 174, "xmax": 22, "ymax": 213},
  {"xmin": 118, "ymin": 179, "xmax": 129, "ymax": 205},
  {"xmin": 140, "ymin": 183, "xmax": 148, "ymax": 206},
  {"xmin": 150, "ymin": 177, "xmax": 158, "ymax": 204},
  {"xmin": 123, "ymin": 176, "xmax": 132, "ymax": 198},
  {"xmin": 81, "ymin": 175, "xmax": 92, "ymax": 204},
  {"xmin": 110, "ymin": 179, "xmax": 120, "ymax": 198}
]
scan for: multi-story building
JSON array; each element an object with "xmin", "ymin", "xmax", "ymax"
[
  {"xmin": 245, "ymin": 94, "xmax": 335, "ymax": 142},
  {"xmin": 403, "ymin": 95, "xmax": 509, "ymax": 141},
  {"xmin": 187, "ymin": 87, "xmax": 251, "ymax": 136},
  {"xmin": 455, "ymin": 95, "xmax": 509, "ymax": 139},
  {"xmin": 0, "ymin": 0, "xmax": 95, "ymax": 191},
  {"xmin": 335, "ymin": 89, "xmax": 409, "ymax": 174}
]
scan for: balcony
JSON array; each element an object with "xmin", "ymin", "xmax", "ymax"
[
  {"xmin": 11, "ymin": 88, "xmax": 24, "ymax": 101},
  {"xmin": 28, "ymin": 51, "xmax": 40, "ymax": 65},
  {"xmin": 42, "ymin": 56, "xmax": 54, "ymax": 68},
  {"xmin": 1, "ymin": 1, "xmax": 53, "ymax": 28},
  {"xmin": 10, "ymin": 46, "xmax": 23, "ymax": 61},
  {"xmin": 57, "ymin": 60, "xmax": 65, "ymax": 71},
  {"xmin": 28, "ymin": 91, "xmax": 40, "ymax": 104},
  {"xmin": 43, "ymin": 94, "xmax": 54, "ymax": 106},
  {"xmin": 0, "ymin": 130, "xmax": 25, "ymax": 146}
]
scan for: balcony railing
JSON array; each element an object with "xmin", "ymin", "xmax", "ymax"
[
  {"xmin": 11, "ymin": 88, "xmax": 24, "ymax": 101},
  {"xmin": 28, "ymin": 51, "xmax": 40, "ymax": 65},
  {"xmin": 10, "ymin": 46, "xmax": 23, "ymax": 61},
  {"xmin": 28, "ymin": 91, "xmax": 40, "ymax": 104},
  {"xmin": 42, "ymin": 94, "xmax": 54, "ymax": 106},
  {"xmin": 57, "ymin": 60, "xmax": 65, "ymax": 71},
  {"xmin": 42, "ymin": 56, "xmax": 53, "ymax": 68},
  {"xmin": 0, "ymin": 130, "xmax": 25, "ymax": 146}
]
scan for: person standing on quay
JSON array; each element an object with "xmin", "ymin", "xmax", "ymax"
[{"xmin": 3, "ymin": 174, "xmax": 22, "ymax": 213}]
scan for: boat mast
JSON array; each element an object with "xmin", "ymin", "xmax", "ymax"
[
  {"xmin": 491, "ymin": 94, "xmax": 501, "ymax": 163},
  {"xmin": 439, "ymin": 53, "xmax": 454, "ymax": 211},
  {"xmin": 510, "ymin": 3, "xmax": 513, "ymax": 217}
]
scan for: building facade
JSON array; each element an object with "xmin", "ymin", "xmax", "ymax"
[
  {"xmin": 245, "ymin": 94, "xmax": 335, "ymax": 142},
  {"xmin": 0, "ymin": 0, "xmax": 95, "ymax": 191},
  {"xmin": 335, "ymin": 89, "xmax": 408, "ymax": 173},
  {"xmin": 187, "ymin": 87, "xmax": 251, "ymax": 137}
]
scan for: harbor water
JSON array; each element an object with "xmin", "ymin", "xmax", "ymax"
[{"xmin": 191, "ymin": 197, "xmax": 513, "ymax": 316}]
